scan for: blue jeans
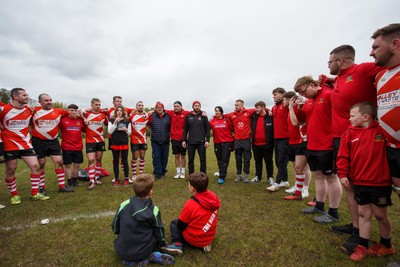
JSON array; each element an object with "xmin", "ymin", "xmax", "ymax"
[{"xmin": 151, "ymin": 141, "xmax": 169, "ymax": 177}]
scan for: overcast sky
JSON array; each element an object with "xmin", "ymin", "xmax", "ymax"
[{"xmin": 0, "ymin": 0, "xmax": 398, "ymax": 114}]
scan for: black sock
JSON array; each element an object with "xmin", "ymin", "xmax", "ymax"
[
  {"xmin": 315, "ymin": 201, "xmax": 325, "ymax": 211},
  {"xmin": 352, "ymin": 227, "xmax": 360, "ymax": 237},
  {"xmin": 67, "ymin": 179, "xmax": 73, "ymax": 186},
  {"xmin": 328, "ymin": 207, "xmax": 339, "ymax": 219},
  {"xmin": 380, "ymin": 237, "xmax": 392, "ymax": 248},
  {"xmin": 359, "ymin": 237, "xmax": 369, "ymax": 248}
]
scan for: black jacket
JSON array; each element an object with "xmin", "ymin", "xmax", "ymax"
[
  {"xmin": 251, "ymin": 112, "xmax": 274, "ymax": 148},
  {"xmin": 183, "ymin": 111, "xmax": 210, "ymax": 144},
  {"xmin": 112, "ymin": 196, "xmax": 167, "ymax": 262}
]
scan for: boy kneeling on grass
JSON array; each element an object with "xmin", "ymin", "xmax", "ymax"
[
  {"xmin": 162, "ymin": 172, "xmax": 220, "ymax": 255},
  {"xmin": 112, "ymin": 174, "xmax": 174, "ymax": 266},
  {"xmin": 337, "ymin": 102, "xmax": 395, "ymax": 262}
]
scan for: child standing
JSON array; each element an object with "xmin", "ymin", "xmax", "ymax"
[
  {"xmin": 162, "ymin": 172, "xmax": 220, "ymax": 255},
  {"xmin": 112, "ymin": 174, "xmax": 174, "ymax": 266},
  {"xmin": 337, "ymin": 102, "xmax": 395, "ymax": 262}
]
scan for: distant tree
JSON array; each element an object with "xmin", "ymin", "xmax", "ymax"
[
  {"xmin": 0, "ymin": 88, "xmax": 11, "ymax": 103},
  {"xmin": 53, "ymin": 101, "xmax": 68, "ymax": 109}
]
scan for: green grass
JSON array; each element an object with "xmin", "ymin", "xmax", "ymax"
[{"xmin": 0, "ymin": 139, "xmax": 399, "ymax": 266}]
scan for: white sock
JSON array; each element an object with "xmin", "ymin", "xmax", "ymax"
[{"xmin": 176, "ymin": 167, "xmax": 181, "ymax": 174}]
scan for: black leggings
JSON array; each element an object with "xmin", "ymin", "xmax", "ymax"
[{"xmin": 112, "ymin": 149, "xmax": 129, "ymax": 179}]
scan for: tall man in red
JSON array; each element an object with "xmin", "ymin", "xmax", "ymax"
[
  {"xmin": 270, "ymin": 87, "xmax": 290, "ymax": 188},
  {"xmin": 31, "ymin": 93, "xmax": 73, "ymax": 194},
  {"xmin": 165, "ymin": 101, "xmax": 190, "ymax": 179},
  {"xmin": 227, "ymin": 99, "xmax": 255, "ymax": 183},
  {"xmin": 327, "ymin": 44, "xmax": 383, "ymax": 253},
  {"xmin": 370, "ymin": 24, "xmax": 400, "ymax": 197},
  {"xmin": 83, "ymin": 98, "xmax": 108, "ymax": 190},
  {"xmin": 129, "ymin": 101, "xmax": 148, "ymax": 179},
  {"xmin": 0, "ymin": 88, "xmax": 49, "ymax": 204},
  {"xmin": 294, "ymin": 76, "xmax": 342, "ymax": 224}
]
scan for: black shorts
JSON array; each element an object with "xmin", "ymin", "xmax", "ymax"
[
  {"xmin": 32, "ymin": 137, "xmax": 62, "ymax": 159},
  {"xmin": 353, "ymin": 185, "xmax": 392, "ymax": 207},
  {"xmin": 171, "ymin": 139, "xmax": 186, "ymax": 155},
  {"xmin": 131, "ymin": 143, "xmax": 148, "ymax": 152},
  {"xmin": 86, "ymin": 142, "xmax": 106, "ymax": 153},
  {"xmin": 63, "ymin": 150, "xmax": 84, "ymax": 165},
  {"xmin": 305, "ymin": 149, "xmax": 334, "ymax": 176},
  {"xmin": 0, "ymin": 142, "xmax": 3, "ymax": 157},
  {"xmin": 4, "ymin": 149, "xmax": 37, "ymax": 161},
  {"xmin": 288, "ymin": 142, "xmax": 307, "ymax": 162},
  {"xmin": 387, "ymin": 146, "xmax": 400, "ymax": 178}
]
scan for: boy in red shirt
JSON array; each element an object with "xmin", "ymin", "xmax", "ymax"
[
  {"xmin": 337, "ymin": 102, "xmax": 394, "ymax": 262},
  {"xmin": 162, "ymin": 172, "xmax": 220, "ymax": 255}
]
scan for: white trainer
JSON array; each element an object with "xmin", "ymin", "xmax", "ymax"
[
  {"xmin": 111, "ymin": 178, "xmax": 116, "ymax": 183},
  {"xmin": 266, "ymin": 183, "xmax": 280, "ymax": 192},
  {"xmin": 174, "ymin": 173, "xmax": 181, "ymax": 179},
  {"xmin": 179, "ymin": 173, "xmax": 185, "ymax": 179},
  {"xmin": 302, "ymin": 189, "xmax": 309, "ymax": 198},
  {"xmin": 250, "ymin": 176, "xmax": 260, "ymax": 183},
  {"xmin": 213, "ymin": 171, "xmax": 220, "ymax": 177},
  {"xmin": 129, "ymin": 175, "xmax": 137, "ymax": 184},
  {"xmin": 278, "ymin": 181, "xmax": 290, "ymax": 188},
  {"xmin": 285, "ymin": 186, "xmax": 296, "ymax": 194},
  {"xmin": 268, "ymin": 177, "xmax": 274, "ymax": 185}
]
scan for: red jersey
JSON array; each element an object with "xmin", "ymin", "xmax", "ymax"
[
  {"xmin": 84, "ymin": 112, "xmax": 107, "ymax": 143},
  {"xmin": 0, "ymin": 104, "xmax": 33, "ymax": 151},
  {"xmin": 60, "ymin": 116, "xmax": 84, "ymax": 150},
  {"xmin": 165, "ymin": 109, "xmax": 190, "ymax": 141},
  {"xmin": 288, "ymin": 114, "xmax": 307, "ymax": 145},
  {"xmin": 331, "ymin": 63, "xmax": 383, "ymax": 138},
  {"xmin": 209, "ymin": 116, "xmax": 234, "ymax": 144},
  {"xmin": 295, "ymin": 86, "xmax": 333, "ymax": 150},
  {"xmin": 179, "ymin": 190, "xmax": 220, "ymax": 247},
  {"xmin": 337, "ymin": 121, "xmax": 391, "ymax": 186},
  {"xmin": 272, "ymin": 102, "xmax": 289, "ymax": 138},
  {"xmin": 227, "ymin": 107, "xmax": 255, "ymax": 140},
  {"xmin": 375, "ymin": 65, "xmax": 400, "ymax": 148},
  {"xmin": 129, "ymin": 113, "xmax": 148, "ymax": 144},
  {"xmin": 31, "ymin": 107, "xmax": 68, "ymax": 140}
]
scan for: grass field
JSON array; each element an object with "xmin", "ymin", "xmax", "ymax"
[{"xmin": 0, "ymin": 139, "xmax": 399, "ymax": 266}]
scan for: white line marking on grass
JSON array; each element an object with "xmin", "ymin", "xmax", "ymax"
[{"xmin": 0, "ymin": 210, "xmax": 115, "ymax": 231}]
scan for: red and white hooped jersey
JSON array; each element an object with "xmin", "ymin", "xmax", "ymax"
[
  {"xmin": 375, "ymin": 65, "xmax": 400, "ymax": 148},
  {"xmin": 0, "ymin": 104, "xmax": 33, "ymax": 151},
  {"xmin": 31, "ymin": 107, "xmax": 68, "ymax": 140},
  {"xmin": 84, "ymin": 112, "xmax": 107, "ymax": 143},
  {"xmin": 130, "ymin": 113, "xmax": 148, "ymax": 144}
]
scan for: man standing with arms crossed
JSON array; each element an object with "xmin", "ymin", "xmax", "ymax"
[
  {"xmin": 166, "ymin": 101, "xmax": 189, "ymax": 179},
  {"xmin": 31, "ymin": 93, "xmax": 74, "ymax": 194},
  {"xmin": 0, "ymin": 88, "xmax": 49, "ymax": 204},
  {"xmin": 227, "ymin": 99, "xmax": 255, "ymax": 183},
  {"xmin": 326, "ymin": 45, "xmax": 383, "ymax": 253}
]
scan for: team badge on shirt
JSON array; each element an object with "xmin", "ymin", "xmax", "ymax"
[
  {"xmin": 374, "ymin": 134, "xmax": 384, "ymax": 142},
  {"xmin": 345, "ymin": 75, "xmax": 353, "ymax": 83}
]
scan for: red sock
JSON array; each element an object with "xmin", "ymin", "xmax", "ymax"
[
  {"xmin": 56, "ymin": 168, "xmax": 65, "ymax": 188},
  {"xmin": 30, "ymin": 173, "xmax": 41, "ymax": 195},
  {"xmin": 5, "ymin": 177, "xmax": 19, "ymax": 196},
  {"xmin": 89, "ymin": 166, "xmax": 95, "ymax": 183}
]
